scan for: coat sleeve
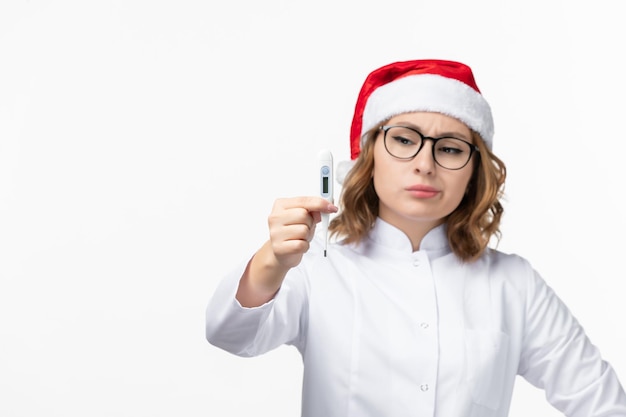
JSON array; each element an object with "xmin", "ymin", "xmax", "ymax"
[
  {"xmin": 205, "ymin": 258, "xmax": 308, "ymax": 357},
  {"xmin": 518, "ymin": 269, "xmax": 626, "ymax": 416}
]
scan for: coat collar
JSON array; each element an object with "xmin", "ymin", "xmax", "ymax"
[{"xmin": 367, "ymin": 217, "xmax": 450, "ymax": 258}]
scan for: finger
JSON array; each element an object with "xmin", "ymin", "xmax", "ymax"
[
  {"xmin": 306, "ymin": 223, "xmax": 317, "ymax": 242},
  {"xmin": 271, "ymin": 223, "xmax": 313, "ymax": 243},
  {"xmin": 272, "ymin": 238, "xmax": 310, "ymax": 258},
  {"xmin": 269, "ymin": 207, "xmax": 315, "ymax": 230},
  {"xmin": 310, "ymin": 211, "xmax": 322, "ymax": 224},
  {"xmin": 275, "ymin": 196, "xmax": 338, "ymax": 214},
  {"xmin": 271, "ymin": 226, "xmax": 311, "ymax": 255}
]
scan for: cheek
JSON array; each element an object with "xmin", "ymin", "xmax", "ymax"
[
  {"xmin": 372, "ymin": 157, "xmax": 398, "ymax": 192},
  {"xmin": 372, "ymin": 164, "xmax": 391, "ymax": 201},
  {"xmin": 441, "ymin": 166, "xmax": 472, "ymax": 194},
  {"xmin": 450, "ymin": 173, "xmax": 473, "ymax": 200}
]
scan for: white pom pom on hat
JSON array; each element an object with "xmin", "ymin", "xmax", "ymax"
[{"xmin": 337, "ymin": 59, "xmax": 494, "ymax": 185}]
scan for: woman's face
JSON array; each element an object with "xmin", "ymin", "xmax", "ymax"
[{"xmin": 373, "ymin": 111, "xmax": 475, "ymax": 234}]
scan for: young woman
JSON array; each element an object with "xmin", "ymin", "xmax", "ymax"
[{"xmin": 205, "ymin": 59, "xmax": 626, "ymax": 416}]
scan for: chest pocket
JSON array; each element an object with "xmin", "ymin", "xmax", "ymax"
[{"xmin": 464, "ymin": 329, "xmax": 510, "ymax": 410}]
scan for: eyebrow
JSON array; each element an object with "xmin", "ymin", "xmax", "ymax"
[{"xmin": 394, "ymin": 121, "xmax": 471, "ymax": 141}]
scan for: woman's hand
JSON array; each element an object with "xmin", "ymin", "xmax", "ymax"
[
  {"xmin": 236, "ymin": 196, "xmax": 337, "ymax": 307},
  {"xmin": 268, "ymin": 196, "xmax": 338, "ymax": 269}
]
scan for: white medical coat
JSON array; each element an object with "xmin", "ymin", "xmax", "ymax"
[{"xmin": 206, "ymin": 219, "xmax": 626, "ymax": 416}]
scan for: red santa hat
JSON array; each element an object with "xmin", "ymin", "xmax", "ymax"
[{"xmin": 337, "ymin": 59, "xmax": 494, "ymax": 184}]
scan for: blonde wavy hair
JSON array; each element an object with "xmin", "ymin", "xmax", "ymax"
[{"xmin": 328, "ymin": 123, "xmax": 506, "ymax": 262}]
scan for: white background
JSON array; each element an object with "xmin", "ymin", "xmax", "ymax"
[{"xmin": 1, "ymin": 1, "xmax": 625, "ymax": 416}]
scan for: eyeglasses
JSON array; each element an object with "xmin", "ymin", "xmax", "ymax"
[{"xmin": 380, "ymin": 125, "xmax": 480, "ymax": 170}]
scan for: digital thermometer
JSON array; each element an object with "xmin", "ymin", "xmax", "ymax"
[{"xmin": 318, "ymin": 150, "xmax": 334, "ymax": 257}]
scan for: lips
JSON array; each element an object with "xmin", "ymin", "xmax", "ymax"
[{"xmin": 405, "ymin": 184, "xmax": 440, "ymax": 198}]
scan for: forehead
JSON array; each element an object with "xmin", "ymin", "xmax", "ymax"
[{"xmin": 387, "ymin": 112, "xmax": 472, "ymax": 137}]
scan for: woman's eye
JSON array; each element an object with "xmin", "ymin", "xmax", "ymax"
[
  {"xmin": 438, "ymin": 146, "xmax": 463, "ymax": 154},
  {"xmin": 436, "ymin": 138, "xmax": 469, "ymax": 155},
  {"xmin": 393, "ymin": 136, "xmax": 415, "ymax": 146}
]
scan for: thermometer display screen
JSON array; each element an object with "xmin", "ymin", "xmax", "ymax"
[{"xmin": 323, "ymin": 177, "xmax": 329, "ymax": 194}]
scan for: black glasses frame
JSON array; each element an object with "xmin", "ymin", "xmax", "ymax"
[{"xmin": 380, "ymin": 125, "xmax": 480, "ymax": 170}]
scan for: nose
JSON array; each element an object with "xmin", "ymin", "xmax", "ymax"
[{"xmin": 411, "ymin": 140, "xmax": 436, "ymax": 174}]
